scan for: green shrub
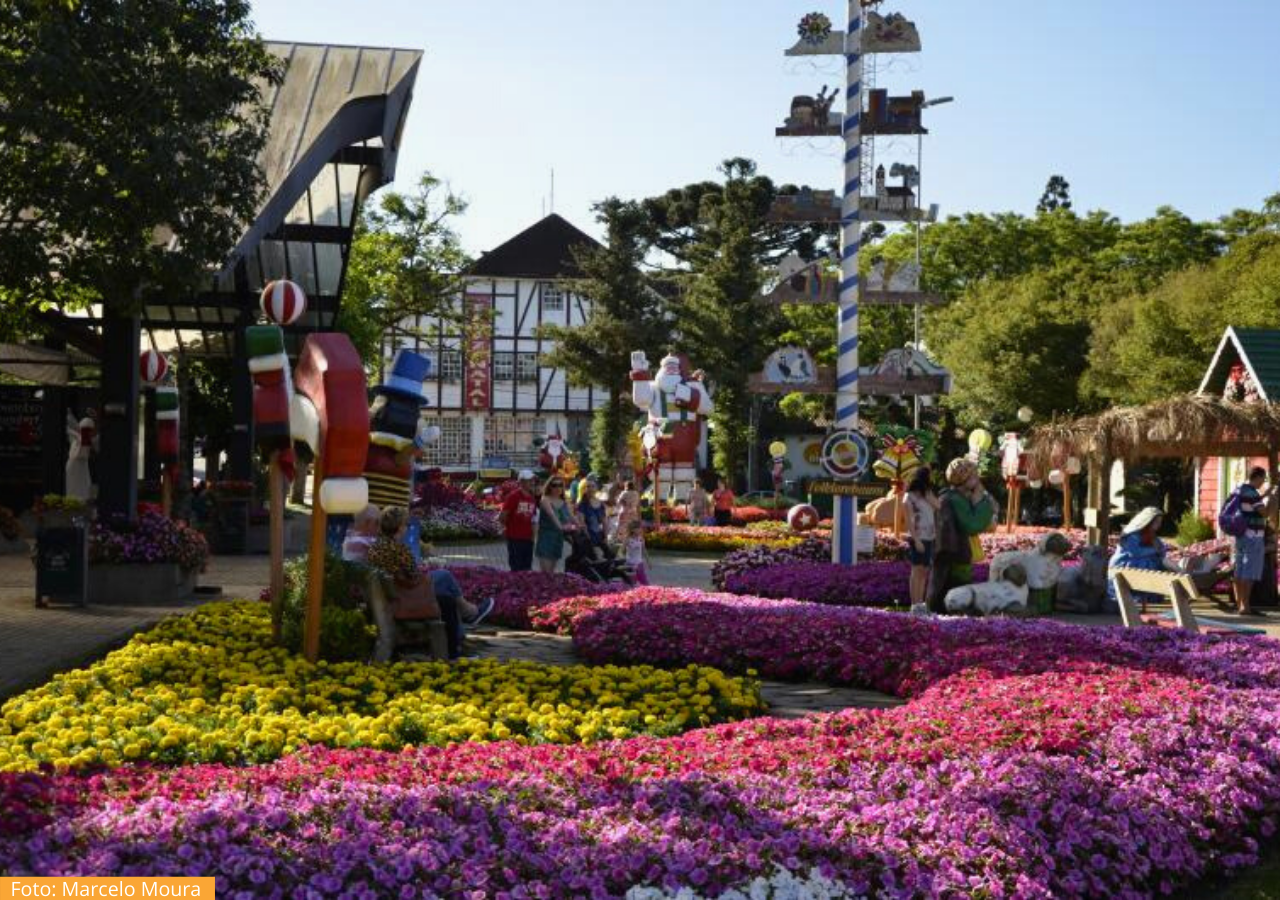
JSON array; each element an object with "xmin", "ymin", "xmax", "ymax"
[
  {"xmin": 1175, "ymin": 509, "xmax": 1215, "ymax": 547},
  {"xmin": 280, "ymin": 552, "xmax": 375, "ymax": 661}
]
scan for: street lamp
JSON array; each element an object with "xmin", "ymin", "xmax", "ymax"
[{"xmin": 913, "ymin": 95, "xmax": 955, "ymax": 429}]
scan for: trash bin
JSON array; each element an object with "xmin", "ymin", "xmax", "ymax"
[{"xmin": 36, "ymin": 525, "xmax": 88, "ymax": 607}]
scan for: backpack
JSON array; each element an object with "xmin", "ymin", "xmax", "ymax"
[{"xmin": 1219, "ymin": 489, "xmax": 1248, "ymax": 537}]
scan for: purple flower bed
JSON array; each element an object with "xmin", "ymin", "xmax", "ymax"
[
  {"xmin": 724, "ymin": 561, "xmax": 989, "ymax": 607},
  {"xmin": 89, "ymin": 511, "xmax": 209, "ymax": 571}
]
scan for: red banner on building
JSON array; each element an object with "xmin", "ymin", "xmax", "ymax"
[{"xmin": 463, "ymin": 294, "xmax": 493, "ymax": 412}]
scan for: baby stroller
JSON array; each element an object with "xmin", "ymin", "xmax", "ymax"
[{"xmin": 566, "ymin": 530, "xmax": 634, "ymax": 585}]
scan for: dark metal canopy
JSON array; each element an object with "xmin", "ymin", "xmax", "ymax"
[{"xmin": 64, "ymin": 41, "xmax": 423, "ymax": 358}]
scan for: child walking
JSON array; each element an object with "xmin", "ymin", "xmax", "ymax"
[{"xmin": 624, "ymin": 519, "xmax": 650, "ymax": 585}]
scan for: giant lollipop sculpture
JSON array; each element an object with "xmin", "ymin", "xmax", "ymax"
[
  {"xmin": 247, "ymin": 280, "xmax": 307, "ymax": 642},
  {"xmin": 140, "ymin": 349, "xmax": 179, "ymax": 516}
]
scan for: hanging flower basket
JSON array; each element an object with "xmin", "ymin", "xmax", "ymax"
[{"xmin": 797, "ymin": 12, "xmax": 833, "ymax": 45}]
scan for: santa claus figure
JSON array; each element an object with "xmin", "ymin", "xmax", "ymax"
[
  {"xmin": 630, "ymin": 350, "xmax": 714, "ymax": 501},
  {"xmin": 65, "ymin": 412, "xmax": 96, "ymax": 502}
]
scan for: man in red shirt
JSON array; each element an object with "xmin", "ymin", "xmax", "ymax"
[{"xmin": 500, "ymin": 470, "xmax": 538, "ymax": 571}]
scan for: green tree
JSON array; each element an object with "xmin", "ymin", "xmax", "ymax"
[
  {"xmin": 339, "ymin": 173, "xmax": 470, "ymax": 361},
  {"xmin": 0, "ymin": 0, "xmax": 281, "ymax": 320},
  {"xmin": 1086, "ymin": 232, "xmax": 1280, "ymax": 405},
  {"xmin": 652, "ymin": 160, "xmax": 784, "ymax": 478},
  {"xmin": 539, "ymin": 199, "xmax": 672, "ymax": 477},
  {"xmin": 1037, "ymin": 175, "xmax": 1073, "ymax": 213}
]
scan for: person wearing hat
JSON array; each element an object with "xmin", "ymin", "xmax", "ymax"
[
  {"xmin": 1105, "ymin": 506, "xmax": 1175, "ymax": 614},
  {"xmin": 501, "ymin": 470, "xmax": 539, "ymax": 571},
  {"xmin": 927, "ymin": 457, "xmax": 996, "ymax": 613}
]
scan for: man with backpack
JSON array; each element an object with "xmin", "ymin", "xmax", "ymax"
[{"xmin": 1222, "ymin": 467, "xmax": 1274, "ymax": 615}]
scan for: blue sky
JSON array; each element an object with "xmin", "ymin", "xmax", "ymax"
[{"xmin": 250, "ymin": 0, "xmax": 1280, "ymax": 255}]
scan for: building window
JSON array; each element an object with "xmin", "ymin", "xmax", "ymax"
[
  {"xmin": 420, "ymin": 416, "xmax": 471, "ymax": 467},
  {"xmin": 484, "ymin": 416, "xmax": 546, "ymax": 466},
  {"xmin": 435, "ymin": 350, "xmax": 463, "ymax": 382},
  {"xmin": 516, "ymin": 352, "xmax": 539, "ymax": 383},
  {"xmin": 492, "ymin": 351, "xmax": 515, "ymax": 381},
  {"xmin": 542, "ymin": 283, "xmax": 565, "ymax": 313}
]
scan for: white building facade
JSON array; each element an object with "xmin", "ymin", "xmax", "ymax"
[{"xmin": 382, "ymin": 214, "xmax": 608, "ymax": 473}]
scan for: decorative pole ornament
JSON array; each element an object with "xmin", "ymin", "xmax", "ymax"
[
  {"xmin": 830, "ymin": 0, "xmax": 864, "ymax": 565},
  {"xmin": 260, "ymin": 279, "xmax": 308, "ymax": 326},
  {"xmin": 140, "ymin": 349, "xmax": 168, "ymax": 385}
]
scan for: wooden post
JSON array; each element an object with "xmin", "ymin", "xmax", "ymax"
[
  {"xmin": 269, "ymin": 452, "xmax": 285, "ymax": 645},
  {"xmin": 1062, "ymin": 473, "xmax": 1073, "ymax": 530},
  {"xmin": 652, "ymin": 464, "xmax": 661, "ymax": 528},
  {"xmin": 302, "ymin": 455, "xmax": 327, "ymax": 663},
  {"xmin": 161, "ymin": 473, "xmax": 172, "ymax": 518}
]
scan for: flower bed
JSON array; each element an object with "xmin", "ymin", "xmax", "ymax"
[
  {"xmin": 5, "ymin": 655, "xmax": 1280, "ymax": 895},
  {"xmin": 89, "ymin": 511, "xmax": 209, "ymax": 572},
  {"xmin": 710, "ymin": 537, "xmax": 834, "ymax": 589},
  {"xmin": 723, "ymin": 561, "xmax": 990, "ymax": 607},
  {"xmin": 419, "ymin": 504, "xmax": 501, "ymax": 541},
  {"xmin": 0, "ymin": 602, "xmax": 761, "ymax": 771},
  {"xmin": 446, "ymin": 566, "xmax": 611, "ymax": 629},
  {"xmin": 645, "ymin": 524, "xmax": 804, "ymax": 553}
]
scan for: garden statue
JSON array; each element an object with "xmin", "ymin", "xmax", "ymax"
[
  {"xmin": 290, "ymin": 333, "xmax": 370, "ymax": 662},
  {"xmin": 1055, "ymin": 544, "xmax": 1110, "ymax": 613},
  {"xmin": 64, "ymin": 411, "xmax": 96, "ymax": 502},
  {"xmin": 365, "ymin": 349, "xmax": 433, "ymax": 510},
  {"xmin": 927, "ymin": 457, "xmax": 996, "ymax": 613},
  {"xmin": 945, "ymin": 562, "xmax": 1028, "ymax": 616},
  {"xmin": 538, "ymin": 429, "xmax": 578, "ymax": 480},
  {"xmin": 989, "ymin": 532, "xmax": 1072, "ymax": 613},
  {"xmin": 631, "ymin": 350, "xmax": 714, "ymax": 502}
]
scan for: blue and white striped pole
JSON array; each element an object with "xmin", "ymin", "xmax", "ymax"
[{"xmin": 833, "ymin": 1, "xmax": 863, "ymax": 566}]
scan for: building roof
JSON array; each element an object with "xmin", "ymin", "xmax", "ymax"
[
  {"xmin": 1198, "ymin": 327, "xmax": 1280, "ymax": 403},
  {"xmin": 469, "ymin": 214, "xmax": 600, "ymax": 279},
  {"xmin": 57, "ymin": 41, "xmax": 422, "ymax": 359}
]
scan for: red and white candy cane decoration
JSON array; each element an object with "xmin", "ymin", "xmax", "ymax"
[
  {"xmin": 140, "ymin": 349, "xmax": 168, "ymax": 385},
  {"xmin": 260, "ymin": 279, "xmax": 308, "ymax": 326}
]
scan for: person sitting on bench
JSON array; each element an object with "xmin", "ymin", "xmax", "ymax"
[
  {"xmin": 1106, "ymin": 507, "xmax": 1176, "ymax": 614},
  {"xmin": 367, "ymin": 508, "xmax": 492, "ymax": 659}
]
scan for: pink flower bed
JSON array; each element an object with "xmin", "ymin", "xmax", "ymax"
[
  {"xmin": 5, "ymin": 657, "xmax": 1280, "ymax": 896},
  {"xmin": 536, "ymin": 586, "xmax": 1280, "ymax": 695},
  {"xmin": 444, "ymin": 566, "xmax": 610, "ymax": 629}
]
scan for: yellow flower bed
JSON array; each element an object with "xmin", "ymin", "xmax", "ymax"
[
  {"xmin": 645, "ymin": 525, "xmax": 803, "ymax": 553},
  {"xmin": 0, "ymin": 601, "xmax": 763, "ymax": 772}
]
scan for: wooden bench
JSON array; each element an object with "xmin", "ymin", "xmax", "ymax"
[
  {"xmin": 1111, "ymin": 568, "xmax": 1202, "ymax": 634},
  {"xmin": 366, "ymin": 574, "xmax": 449, "ymax": 662}
]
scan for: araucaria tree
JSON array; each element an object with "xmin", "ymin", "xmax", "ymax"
[
  {"xmin": 647, "ymin": 159, "xmax": 784, "ymax": 480},
  {"xmin": 540, "ymin": 199, "xmax": 671, "ymax": 476},
  {"xmin": 0, "ymin": 0, "xmax": 282, "ymax": 319}
]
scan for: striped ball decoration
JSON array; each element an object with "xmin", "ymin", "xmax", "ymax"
[
  {"xmin": 139, "ymin": 349, "xmax": 168, "ymax": 385},
  {"xmin": 260, "ymin": 279, "xmax": 307, "ymax": 326}
]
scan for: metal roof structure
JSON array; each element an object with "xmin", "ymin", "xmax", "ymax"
[{"xmin": 61, "ymin": 41, "xmax": 422, "ymax": 358}]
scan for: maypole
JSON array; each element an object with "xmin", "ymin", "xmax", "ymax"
[{"xmin": 832, "ymin": 0, "xmax": 864, "ymax": 566}]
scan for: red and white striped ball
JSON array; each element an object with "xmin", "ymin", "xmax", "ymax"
[
  {"xmin": 787, "ymin": 503, "xmax": 821, "ymax": 533},
  {"xmin": 260, "ymin": 279, "xmax": 307, "ymax": 326},
  {"xmin": 139, "ymin": 349, "xmax": 168, "ymax": 385}
]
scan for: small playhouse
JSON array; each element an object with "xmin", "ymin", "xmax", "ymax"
[{"xmin": 1194, "ymin": 327, "xmax": 1280, "ymax": 522}]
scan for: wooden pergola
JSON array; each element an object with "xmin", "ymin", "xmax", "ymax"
[{"xmin": 1027, "ymin": 394, "xmax": 1280, "ymax": 545}]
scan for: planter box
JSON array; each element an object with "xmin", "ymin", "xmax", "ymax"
[
  {"xmin": 88, "ymin": 563, "xmax": 197, "ymax": 605},
  {"xmin": 245, "ymin": 513, "xmax": 311, "ymax": 556}
]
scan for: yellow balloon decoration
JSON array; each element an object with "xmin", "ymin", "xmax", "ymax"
[
  {"xmin": 968, "ymin": 428, "xmax": 993, "ymax": 453},
  {"xmin": 768, "ymin": 441, "xmax": 787, "ymax": 459}
]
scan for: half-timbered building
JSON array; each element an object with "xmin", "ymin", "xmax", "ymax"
[{"xmin": 383, "ymin": 214, "xmax": 607, "ymax": 473}]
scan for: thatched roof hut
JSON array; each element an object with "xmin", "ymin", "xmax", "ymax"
[{"xmin": 1027, "ymin": 394, "xmax": 1280, "ymax": 470}]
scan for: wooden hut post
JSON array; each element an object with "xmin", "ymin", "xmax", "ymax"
[{"xmin": 1086, "ymin": 453, "xmax": 1112, "ymax": 546}]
